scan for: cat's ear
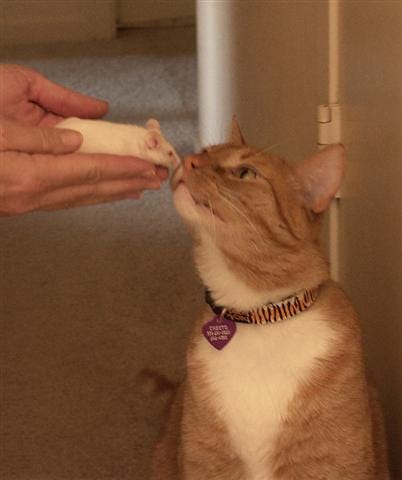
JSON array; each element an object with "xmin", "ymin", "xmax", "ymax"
[
  {"xmin": 146, "ymin": 118, "xmax": 161, "ymax": 132},
  {"xmin": 230, "ymin": 115, "xmax": 246, "ymax": 146},
  {"xmin": 145, "ymin": 131, "xmax": 161, "ymax": 150},
  {"xmin": 294, "ymin": 144, "xmax": 346, "ymax": 213}
]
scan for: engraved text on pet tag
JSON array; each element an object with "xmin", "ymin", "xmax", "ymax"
[{"xmin": 202, "ymin": 316, "xmax": 237, "ymax": 350}]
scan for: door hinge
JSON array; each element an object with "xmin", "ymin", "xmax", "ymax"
[
  {"xmin": 317, "ymin": 103, "xmax": 342, "ymax": 145},
  {"xmin": 317, "ymin": 104, "xmax": 342, "ymax": 281},
  {"xmin": 317, "ymin": 103, "xmax": 343, "ymax": 199}
]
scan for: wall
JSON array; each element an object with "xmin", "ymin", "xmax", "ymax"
[
  {"xmin": 0, "ymin": 0, "xmax": 195, "ymax": 48},
  {"xmin": 197, "ymin": 0, "xmax": 328, "ymax": 162},
  {"xmin": 118, "ymin": 0, "xmax": 195, "ymax": 27},
  {"xmin": 0, "ymin": 0, "xmax": 115, "ymax": 47},
  {"xmin": 337, "ymin": 1, "xmax": 402, "ymax": 476}
]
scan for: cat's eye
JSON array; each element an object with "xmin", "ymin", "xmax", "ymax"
[{"xmin": 232, "ymin": 166, "xmax": 257, "ymax": 180}]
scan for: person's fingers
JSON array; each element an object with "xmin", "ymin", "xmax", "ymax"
[
  {"xmin": 28, "ymin": 67, "xmax": 108, "ymax": 118},
  {"xmin": 33, "ymin": 153, "xmax": 159, "ymax": 190},
  {"xmin": 38, "ymin": 112, "xmax": 66, "ymax": 127},
  {"xmin": 0, "ymin": 119, "xmax": 83, "ymax": 154},
  {"xmin": 0, "ymin": 149, "xmax": 163, "ymax": 216},
  {"xmin": 36, "ymin": 177, "xmax": 161, "ymax": 211},
  {"xmin": 155, "ymin": 166, "xmax": 169, "ymax": 182},
  {"xmin": 126, "ymin": 193, "xmax": 143, "ymax": 199}
]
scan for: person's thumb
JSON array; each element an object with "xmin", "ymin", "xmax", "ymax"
[{"xmin": 0, "ymin": 118, "xmax": 83, "ymax": 154}]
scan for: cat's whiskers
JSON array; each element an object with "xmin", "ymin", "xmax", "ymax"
[
  {"xmin": 218, "ymin": 187, "xmax": 243, "ymax": 205},
  {"xmin": 218, "ymin": 188, "xmax": 255, "ymax": 228},
  {"xmin": 207, "ymin": 196, "xmax": 217, "ymax": 243},
  {"xmin": 217, "ymin": 188, "xmax": 264, "ymax": 247}
]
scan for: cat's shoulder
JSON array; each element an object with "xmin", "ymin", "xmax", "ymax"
[{"xmin": 316, "ymin": 280, "xmax": 362, "ymax": 337}]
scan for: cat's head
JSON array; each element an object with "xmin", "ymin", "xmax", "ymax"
[{"xmin": 171, "ymin": 117, "xmax": 345, "ymax": 292}]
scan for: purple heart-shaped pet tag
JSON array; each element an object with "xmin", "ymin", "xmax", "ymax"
[{"xmin": 202, "ymin": 316, "xmax": 237, "ymax": 350}]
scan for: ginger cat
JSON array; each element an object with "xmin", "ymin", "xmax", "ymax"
[{"xmin": 151, "ymin": 119, "xmax": 389, "ymax": 479}]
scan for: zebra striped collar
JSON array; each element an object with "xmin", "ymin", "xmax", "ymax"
[{"xmin": 204, "ymin": 286, "xmax": 320, "ymax": 325}]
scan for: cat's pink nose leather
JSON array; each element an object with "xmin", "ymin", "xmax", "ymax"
[{"xmin": 183, "ymin": 154, "xmax": 201, "ymax": 172}]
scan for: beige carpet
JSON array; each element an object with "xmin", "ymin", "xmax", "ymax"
[{"xmin": 0, "ymin": 26, "xmax": 203, "ymax": 480}]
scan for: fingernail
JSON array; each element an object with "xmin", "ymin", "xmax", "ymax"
[
  {"xmin": 128, "ymin": 192, "xmax": 141, "ymax": 199},
  {"xmin": 61, "ymin": 130, "xmax": 82, "ymax": 147},
  {"xmin": 148, "ymin": 181, "xmax": 161, "ymax": 189},
  {"xmin": 143, "ymin": 170, "xmax": 156, "ymax": 178}
]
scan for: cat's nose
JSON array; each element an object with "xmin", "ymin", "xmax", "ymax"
[{"xmin": 183, "ymin": 154, "xmax": 201, "ymax": 172}]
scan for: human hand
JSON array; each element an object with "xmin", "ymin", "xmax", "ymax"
[
  {"xmin": 0, "ymin": 123, "xmax": 168, "ymax": 216},
  {"xmin": 0, "ymin": 63, "xmax": 108, "ymax": 127},
  {"xmin": 0, "ymin": 65, "xmax": 169, "ymax": 215}
]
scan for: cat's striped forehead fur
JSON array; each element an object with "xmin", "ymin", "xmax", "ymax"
[{"xmin": 182, "ymin": 142, "xmax": 318, "ymax": 240}]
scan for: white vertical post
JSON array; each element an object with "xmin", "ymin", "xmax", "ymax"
[
  {"xmin": 328, "ymin": 0, "xmax": 340, "ymax": 105},
  {"xmin": 327, "ymin": 0, "xmax": 341, "ymax": 281},
  {"xmin": 196, "ymin": 0, "xmax": 236, "ymax": 147}
]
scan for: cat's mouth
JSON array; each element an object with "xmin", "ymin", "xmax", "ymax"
[
  {"xmin": 171, "ymin": 169, "xmax": 224, "ymax": 223},
  {"xmin": 193, "ymin": 193, "xmax": 221, "ymax": 217},
  {"xmin": 170, "ymin": 166, "xmax": 184, "ymax": 190},
  {"xmin": 181, "ymin": 182, "xmax": 224, "ymax": 220}
]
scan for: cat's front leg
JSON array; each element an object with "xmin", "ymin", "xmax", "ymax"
[
  {"xmin": 179, "ymin": 400, "xmax": 245, "ymax": 480},
  {"xmin": 180, "ymin": 450, "xmax": 245, "ymax": 480},
  {"xmin": 151, "ymin": 441, "xmax": 178, "ymax": 480}
]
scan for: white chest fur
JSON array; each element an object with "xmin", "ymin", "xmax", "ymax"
[
  {"xmin": 194, "ymin": 312, "xmax": 334, "ymax": 479},
  {"xmin": 193, "ymin": 235, "xmax": 335, "ymax": 479}
]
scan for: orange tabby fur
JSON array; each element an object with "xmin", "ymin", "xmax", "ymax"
[{"xmin": 151, "ymin": 120, "xmax": 389, "ymax": 479}]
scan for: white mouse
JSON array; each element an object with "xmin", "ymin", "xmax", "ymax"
[{"xmin": 56, "ymin": 117, "xmax": 180, "ymax": 168}]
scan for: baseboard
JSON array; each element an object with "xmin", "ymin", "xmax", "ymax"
[
  {"xmin": 0, "ymin": 0, "xmax": 116, "ymax": 48},
  {"xmin": 118, "ymin": 15, "xmax": 195, "ymax": 29}
]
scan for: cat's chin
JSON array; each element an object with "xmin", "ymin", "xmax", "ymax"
[
  {"xmin": 173, "ymin": 182, "xmax": 225, "ymax": 226},
  {"xmin": 173, "ymin": 182, "xmax": 196, "ymax": 209}
]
